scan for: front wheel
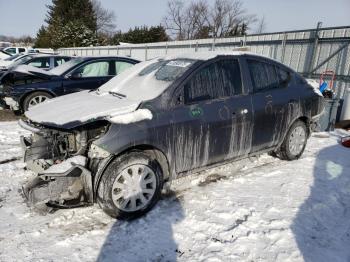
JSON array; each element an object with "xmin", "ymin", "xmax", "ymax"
[
  {"xmin": 23, "ymin": 91, "xmax": 53, "ymax": 111},
  {"xmin": 97, "ymin": 152, "xmax": 164, "ymax": 219},
  {"xmin": 278, "ymin": 120, "xmax": 308, "ymax": 160}
]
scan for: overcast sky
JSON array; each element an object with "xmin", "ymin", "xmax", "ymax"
[{"xmin": 0, "ymin": 0, "xmax": 349, "ymax": 37}]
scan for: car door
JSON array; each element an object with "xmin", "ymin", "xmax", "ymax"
[
  {"xmin": 63, "ymin": 59, "xmax": 113, "ymax": 94},
  {"xmin": 170, "ymin": 58, "xmax": 253, "ymax": 173},
  {"xmin": 246, "ymin": 58, "xmax": 298, "ymax": 152}
]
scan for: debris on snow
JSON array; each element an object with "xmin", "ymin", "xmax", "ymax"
[{"xmin": 1, "ymin": 121, "xmax": 350, "ymax": 261}]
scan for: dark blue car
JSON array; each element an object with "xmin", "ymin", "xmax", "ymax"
[{"xmin": 0, "ymin": 56, "xmax": 139, "ymax": 111}]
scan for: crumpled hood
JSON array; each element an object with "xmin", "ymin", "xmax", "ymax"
[
  {"xmin": 25, "ymin": 90, "xmax": 141, "ymax": 129},
  {"xmin": 9, "ymin": 65, "xmax": 54, "ymax": 79}
]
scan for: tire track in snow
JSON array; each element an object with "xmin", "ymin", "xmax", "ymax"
[{"xmin": 0, "ymin": 156, "xmax": 21, "ymax": 165}]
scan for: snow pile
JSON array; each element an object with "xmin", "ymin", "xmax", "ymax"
[
  {"xmin": 108, "ymin": 109, "xmax": 153, "ymax": 124},
  {"xmin": 0, "ymin": 121, "xmax": 350, "ymax": 261}
]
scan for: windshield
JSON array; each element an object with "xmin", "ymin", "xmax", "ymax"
[
  {"xmin": 98, "ymin": 58, "xmax": 196, "ymax": 101},
  {"xmin": 0, "ymin": 50, "xmax": 10, "ymax": 56},
  {"xmin": 50, "ymin": 57, "xmax": 82, "ymax": 75}
]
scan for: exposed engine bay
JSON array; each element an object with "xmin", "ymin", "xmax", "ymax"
[{"xmin": 19, "ymin": 119, "xmax": 110, "ymax": 212}]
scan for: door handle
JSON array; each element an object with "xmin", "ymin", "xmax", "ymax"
[{"xmin": 241, "ymin": 108, "xmax": 249, "ymax": 115}]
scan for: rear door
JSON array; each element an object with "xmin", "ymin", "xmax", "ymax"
[
  {"xmin": 63, "ymin": 59, "xmax": 113, "ymax": 94},
  {"xmin": 246, "ymin": 58, "xmax": 298, "ymax": 152}
]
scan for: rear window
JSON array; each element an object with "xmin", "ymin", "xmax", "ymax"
[
  {"xmin": 139, "ymin": 59, "xmax": 196, "ymax": 82},
  {"xmin": 247, "ymin": 59, "xmax": 279, "ymax": 92}
]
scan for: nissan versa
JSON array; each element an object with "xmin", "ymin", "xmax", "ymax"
[{"xmin": 19, "ymin": 51, "xmax": 325, "ymax": 219}]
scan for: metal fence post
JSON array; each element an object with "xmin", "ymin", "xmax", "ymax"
[
  {"xmin": 308, "ymin": 22, "xmax": 322, "ymax": 77},
  {"xmin": 145, "ymin": 45, "xmax": 148, "ymax": 61},
  {"xmin": 281, "ymin": 32, "xmax": 287, "ymax": 63}
]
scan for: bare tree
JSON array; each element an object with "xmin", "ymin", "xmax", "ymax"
[
  {"xmin": 92, "ymin": 0, "xmax": 116, "ymax": 34},
  {"xmin": 163, "ymin": 0, "xmax": 256, "ymax": 40},
  {"xmin": 255, "ymin": 16, "xmax": 266, "ymax": 34},
  {"xmin": 163, "ymin": 0, "xmax": 186, "ymax": 40}
]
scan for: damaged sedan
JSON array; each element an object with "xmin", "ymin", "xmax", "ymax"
[
  {"xmin": 1, "ymin": 56, "xmax": 139, "ymax": 112},
  {"xmin": 20, "ymin": 51, "xmax": 325, "ymax": 218}
]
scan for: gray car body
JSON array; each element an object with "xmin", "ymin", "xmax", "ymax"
[
  {"xmin": 90, "ymin": 53, "xmax": 324, "ymax": 185},
  {"xmin": 21, "ymin": 52, "xmax": 325, "ymax": 206}
]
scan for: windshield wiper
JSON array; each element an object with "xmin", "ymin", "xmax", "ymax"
[{"xmin": 108, "ymin": 91, "xmax": 127, "ymax": 99}]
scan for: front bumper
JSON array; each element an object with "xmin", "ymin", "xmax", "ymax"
[{"xmin": 21, "ymin": 135, "xmax": 94, "ymax": 211}]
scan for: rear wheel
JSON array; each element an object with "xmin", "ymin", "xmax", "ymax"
[
  {"xmin": 278, "ymin": 120, "xmax": 308, "ymax": 160},
  {"xmin": 23, "ymin": 91, "xmax": 53, "ymax": 111},
  {"xmin": 97, "ymin": 151, "xmax": 164, "ymax": 219}
]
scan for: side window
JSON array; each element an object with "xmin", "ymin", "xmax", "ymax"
[
  {"xmin": 54, "ymin": 57, "xmax": 70, "ymax": 67},
  {"xmin": 74, "ymin": 61, "xmax": 109, "ymax": 77},
  {"xmin": 184, "ymin": 59, "xmax": 242, "ymax": 104},
  {"xmin": 18, "ymin": 48, "xmax": 26, "ymax": 53},
  {"xmin": 277, "ymin": 67, "xmax": 293, "ymax": 86},
  {"xmin": 27, "ymin": 57, "xmax": 50, "ymax": 69},
  {"xmin": 248, "ymin": 60, "xmax": 279, "ymax": 92},
  {"xmin": 115, "ymin": 61, "xmax": 133, "ymax": 74},
  {"xmin": 6, "ymin": 48, "xmax": 16, "ymax": 55}
]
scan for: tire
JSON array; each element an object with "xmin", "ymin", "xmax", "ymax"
[
  {"xmin": 278, "ymin": 120, "xmax": 308, "ymax": 160},
  {"xmin": 97, "ymin": 151, "xmax": 164, "ymax": 219},
  {"xmin": 23, "ymin": 91, "xmax": 53, "ymax": 111}
]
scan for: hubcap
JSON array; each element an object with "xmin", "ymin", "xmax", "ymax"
[
  {"xmin": 111, "ymin": 164, "xmax": 157, "ymax": 212},
  {"xmin": 28, "ymin": 95, "xmax": 49, "ymax": 108},
  {"xmin": 289, "ymin": 126, "xmax": 306, "ymax": 156}
]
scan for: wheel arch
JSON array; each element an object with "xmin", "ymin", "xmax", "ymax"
[
  {"xmin": 19, "ymin": 90, "xmax": 56, "ymax": 110},
  {"xmin": 93, "ymin": 144, "xmax": 171, "ymax": 199},
  {"xmin": 277, "ymin": 115, "xmax": 311, "ymax": 149}
]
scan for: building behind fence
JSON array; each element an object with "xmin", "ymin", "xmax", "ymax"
[{"xmin": 58, "ymin": 25, "xmax": 350, "ymax": 101}]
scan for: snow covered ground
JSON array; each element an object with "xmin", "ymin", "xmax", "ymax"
[{"xmin": 0, "ymin": 121, "xmax": 350, "ymax": 262}]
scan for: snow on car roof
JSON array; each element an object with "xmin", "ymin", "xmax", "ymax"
[{"xmin": 98, "ymin": 51, "xmax": 257, "ymax": 101}]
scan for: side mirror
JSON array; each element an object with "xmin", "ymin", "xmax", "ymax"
[{"xmin": 69, "ymin": 72, "xmax": 82, "ymax": 79}]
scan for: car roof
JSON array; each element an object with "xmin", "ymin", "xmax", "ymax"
[
  {"xmin": 155, "ymin": 50, "xmax": 277, "ymax": 61},
  {"xmin": 73, "ymin": 56, "xmax": 140, "ymax": 62},
  {"xmin": 154, "ymin": 50, "xmax": 294, "ymax": 71},
  {"xmin": 27, "ymin": 54, "xmax": 71, "ymax": 58}
]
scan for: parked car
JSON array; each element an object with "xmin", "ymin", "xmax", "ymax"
[
  {"xmin": 0, "ymin": 53, "xmax": 34, "ymax": 71},
  {"xmin": 19, "ymin": 51, "xmax": 325, "ymax": 218},
  {"xmin": 0, "ymin": 54, "xmax": 72, "ymax": 77},
  {"xmin": 0, "ymin": 50, "xmax": 11, "ymax": 60},
  {"xmin": 2, "ymin": 46, "xmax": 33, "ymax": 55},
  {"xmin": 0, "ymin": 56, "xmax": 139, "ymax": 111}
]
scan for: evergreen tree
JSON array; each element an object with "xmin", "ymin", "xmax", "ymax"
[
  {"xmin": 35, "ymin": 0, "xmax": 97, "ymax": 48},
  {"xmin": 34, "ymin": 26, "xmax": 51, "ymax": 48},
  {"xmin": 112, "ymin": 26, "xmax": 169, "ymax": 44}
]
